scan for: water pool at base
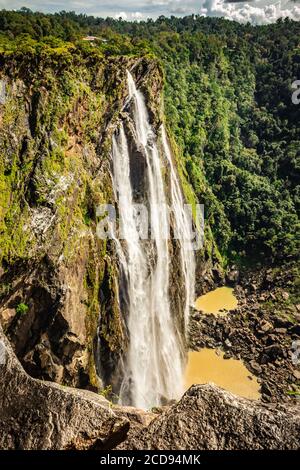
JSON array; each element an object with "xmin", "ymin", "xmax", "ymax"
[
  {"xmin": 185, "ymin": 349, "xmax": 261, "ymax": 400},
  {"xmin": 194, "ymin": 286, "xmax": 238, "ymax": 316}
]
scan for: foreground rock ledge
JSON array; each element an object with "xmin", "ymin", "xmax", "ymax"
[
  {"xmin": 1, "ymin": 324, "xmax": 299, "ymax": 450},
  {"xmin": 0, "ymin": 327, "xmax": 129, "ymax": 450},
  {"xmin": 119, "ymin": 385, "xmax": 300, "ymax": 450}
]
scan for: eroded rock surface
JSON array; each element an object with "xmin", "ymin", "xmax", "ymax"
[
  {"xmin": 1, "ymin": 323, "xmax": 299, "ymax": 450},
  {"xmin": 0, "ymin": 326, "xmax": 129, "ymax": 450},
  {"xmin": 119, "ymin": 384, "xmax": 300, "ymax": 450}
]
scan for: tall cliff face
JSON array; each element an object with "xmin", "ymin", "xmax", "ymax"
[{"xmin": 0, "ymin": 49, "xmax": 164, "ymax": 390}]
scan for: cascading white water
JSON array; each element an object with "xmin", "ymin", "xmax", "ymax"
[
  {"xmin": 161, "ymin": 126, "xmax": 195, "ymax": 331},
  {"xmin": 111, "ymin": 71, "xmax": 195, "ymax": 409}
]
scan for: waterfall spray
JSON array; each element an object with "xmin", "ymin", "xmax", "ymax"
[{"xmin": 110, "ymin": 72, "xmax": 195, "ymax": 409}]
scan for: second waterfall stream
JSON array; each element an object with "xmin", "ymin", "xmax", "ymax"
[{"xmin": 111, "ymin": 71, "xmax": 195, "ymax": 409}]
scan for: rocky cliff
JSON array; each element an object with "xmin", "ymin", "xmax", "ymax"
[
  {"xmin": 0, "ymin": 48, "xmax": 165, "ymax": 391},
  {"xmin": 1, "ymin": 324, "xmax": 299, "ymax": 450},
  {"xmin": 118, "ymin": 384, "xmax": 300, "ymax": 450},
  {"xmin": 0, "ymin": 323, "xmax": 130, "ymax": 449},
  {"xmin": 0, "ymin": 47, "xmax": 215, "ymax": 396}
]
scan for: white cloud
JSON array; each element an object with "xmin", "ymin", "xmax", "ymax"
[
  {"xmin": 0, "ymin": 0, "xmax": 299, "ymax": 24},
  {"xmin": 115, "ymin": 11, "xmax": 128, "ymax": 19},
  {"xmin": 199, "ymin": 0, "xmax": 300, "ymax": 24},
  {"xmin": 114, "ymin": 10, "xmax": 144, "ymax": 20},
  {"xmin": 132, "ymin": 11, "xmax": 144, "ymax": 19}
]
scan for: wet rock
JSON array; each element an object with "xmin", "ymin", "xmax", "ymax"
[{"xmin": 120, "ymin": 384, "xmax": 300, "ymax": 450}]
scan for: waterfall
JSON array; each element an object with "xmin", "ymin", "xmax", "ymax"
[
  {"xmin": 110, "ymin": 71, "xmax": 195, "ymax": 409},
  {"xmin": 161, "ymin": 126, "xmax": 195, "ymax": 331}
]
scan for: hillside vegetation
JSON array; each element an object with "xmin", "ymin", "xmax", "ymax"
[{"xmin": 0, "ymin": 9, "xmax": 299, "ymax": 264}]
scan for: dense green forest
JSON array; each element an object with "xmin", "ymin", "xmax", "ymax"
[{"xmin": 0, "ymin": 9, "xmax": 299, "ymax": 264}]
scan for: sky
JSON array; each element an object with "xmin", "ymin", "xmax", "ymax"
[{"xmin": 0, "ymin": 0, "xmax": 300, "ymax": 24}]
